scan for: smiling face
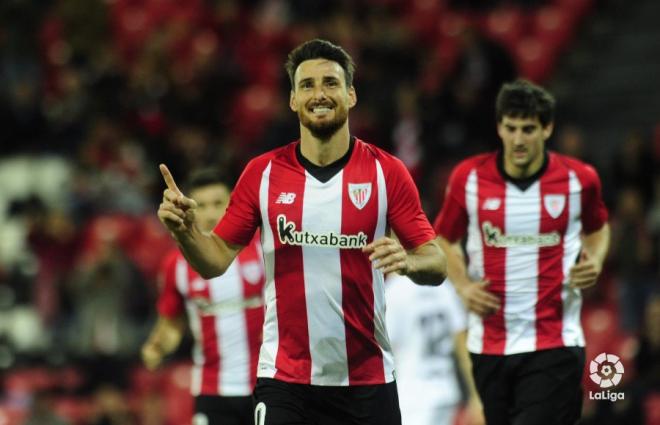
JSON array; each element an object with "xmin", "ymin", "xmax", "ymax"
[
  {"xmin": 289, "ymin": 58, "xmax": 356, "ymax": 140},
  {"xmin": 497, "ymin": 115, "xmax": 553, "ymax": 177}
]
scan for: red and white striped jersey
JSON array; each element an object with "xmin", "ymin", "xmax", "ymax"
[
  {"xmin": 434, "ymin": 151, "xmax": 608, "ymax": 355},
  {"xmin": 214, "ymin": 138, "xmax": 435, "ymax": 386},
  {"xmin": 157, "ymin": 238, "xmax": 265, "ymax": 396}
]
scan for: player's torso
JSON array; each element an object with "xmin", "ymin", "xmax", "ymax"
[
  {"xmin": 464, "ymin": 154, "xmax": 583, "ymax": 294},
  {"xmin": 461, "ymin": 153, "xmax": 587, "ymax": 354},
  {"xmin": 256, "ymin": 141, "xmax": 395, "ymax": 385},
  {"xmin": 175, "ymin": 244, "xmax": 265, "ymax": 395},
  {"xmin": 177, "ymin": 248, "xmax": 264, "ymax": 318}
]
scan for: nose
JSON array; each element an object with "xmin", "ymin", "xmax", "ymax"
[
  {"xmin": 512, "ymin": 130, "xmax": 525, "ymax": 145},
  {"xmin": 312, "ymin": 84, "xmax": 328, "ymax": 101}
]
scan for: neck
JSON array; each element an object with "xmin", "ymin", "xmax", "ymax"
[
  {"xmin": 504, "ymin": 151, "xmax": 545, "ymax": 179},
  {"xmin": 299, "ymin": 122, "xmax": 351, "ymax": 166}
]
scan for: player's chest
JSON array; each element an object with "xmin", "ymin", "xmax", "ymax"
[
  {"xmin": 469, "ymin": 179, "xmax": 579, "ymax": 234},
  {"xmin": 265, "ymin": 171, "xmax": 383, "ymax": 240},
  {"xmin": 181, "ymin": 261, "xmax": 263, "ymax": 303}
]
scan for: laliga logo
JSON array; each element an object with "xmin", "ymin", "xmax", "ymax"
[
  {"xmin": 588, "ymin": 352, "xmax": 625, "ymax": 402},
  {"xmin": 589, "ymin": 352, "xmax": 624, "ymax": 388}
]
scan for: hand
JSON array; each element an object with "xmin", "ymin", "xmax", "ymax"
[
  {"xmin": 363, "ymin": 237, "xmax": 409, "ymax": 275},
  {"xmin": 141, "ymin": 341, "xmax": 164, "ymax": 371},
  {"xmin": 455, "ymin": 280, "xmax": 501, "ymax": 317},
  {"xmin": 158, "ymin": 164, "xmax": 198, "ymax": 236},
  {"xmin": 465, "ymin": 397, "xmax": 486, "ymax": 425},
  {"xmin": 569, "ymin": 250, "xmax": 602, "ymax": 289}
]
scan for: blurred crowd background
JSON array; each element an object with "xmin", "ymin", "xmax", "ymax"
[{"xmin": 0, "ymin": 0, "xmax": 658, "ymax": 424}]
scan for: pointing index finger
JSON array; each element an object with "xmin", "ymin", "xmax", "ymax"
[{"xmin": 160, "ymin": 164, "xmax": 183, "ymax": 196}]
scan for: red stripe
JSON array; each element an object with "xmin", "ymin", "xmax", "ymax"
[
  {"xmin": 268, "ymin": 155, "xmax": 312, "ymax": 383},
  {"xmin": 536, "ymin": 163, "xmax": 568, "ymax": 350},
  {"xmin": 478, "ymin": 168, "xmax": 507, "ymax": 354},
  {"xmin": 340, "ymin": 149, "xmax": 384, "ymax": 384},
  {"xmin": 189, "ymin": 267, "xmax": 220, "ymax": 394}
]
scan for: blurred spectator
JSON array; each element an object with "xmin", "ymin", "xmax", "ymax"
[
  {"xmin": 24, "ymin": 392, "xmax": 70, "ymax": 425},
  {"xmin": 611, "ymin": 131, "xmax": 655, "ymax": 207},
  {"xmin": 610, "ymin": 187, "xmax": 657, "ymax": 331},
  {"xmin": 89, "ymin": 385, "xmax": 136, "ymax": 425},
  {"xmin": 422, "ymin": 26, "xmax": 516, "ymax": 160},
  {"xmin": 555, "ymin": 124, "xmax": 588, "ymax": 161},
  {"xmin": 64, "ymin": 240, "xmax": 150, "ymax": 360}
]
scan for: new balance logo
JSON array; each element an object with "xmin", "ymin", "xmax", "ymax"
[
  {"xmin": 482, "ymin": 198, "xmax": 501, "ymax": 211},
  {"xmin": 276, "ymin": 192, "xmax": 296, "ymax": 204}
]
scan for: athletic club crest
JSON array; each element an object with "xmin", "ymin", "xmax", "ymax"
[
  {"xmin": 544, "ymin": 194, "xmax": 566, "ymax": 219},
  {"xmin": 348, "ymin": 183, "xmax": 372, "ymax": 210}
]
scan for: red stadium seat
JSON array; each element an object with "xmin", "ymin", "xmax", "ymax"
[
  {"xmin": 645, "ymin": 393, "xmax": 660, "ymax": 425},
  {"xmin": 514, "ymin": 36, "xmax": 556, "ymax": 82},
  {"xmin": 0, "ymin": 406, "xmax": 28, "ymax": 425},
  {"xmin": 532, "ymin": 5, "xmax": 575, "ymax": 56},
  {"xmin": 51, "ymin": 397, "xmax": 93, "ymax": 425},
  {"xmin": 555, "ymin": 0, "xmax": 595, "ymax": 22},
  {"xmin": 438, "ymin": 12, "xmax": 469, "ymax": 40},
  {"xmin": 482, "ymin": 7, "xmax": 526, "ymax": 52}
]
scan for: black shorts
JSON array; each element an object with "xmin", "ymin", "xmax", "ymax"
[
  {"xmin": 252, "ymin": 378, "xmax": 402, "ymax": 425},
  {"xmin": 471, "ymin": 347, "xmax": 585, "ymax": 425},
  {"xmin": 193, "ymin": 395, "xmax": 253, "ymax": 425}
]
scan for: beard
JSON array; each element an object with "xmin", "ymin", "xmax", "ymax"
[{"xmin": 298, "ymin": 103, "xmax": 349, "ymax": 140}]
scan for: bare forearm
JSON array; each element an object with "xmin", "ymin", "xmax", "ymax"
[
  {"xmin": 436, "ymin": 236, "xmax": 470, "ymax": 288},
  {"xmin": 583, "ymin": 223, "xmax": 610, "ymax": 266},
  {"xmin": 454, "ymin": 331, "xmax": 480, "ymax": 401},
  {"xmin": 146, "ymin": 317, "xmax": 185, "ymax": 355},
  {"xmin": 405, "ymin": 239, "xmax": 447, "ymax": 285},
  {"xmin": 174, "ymin": 226, "xmax": 240, "ymax": 279}
]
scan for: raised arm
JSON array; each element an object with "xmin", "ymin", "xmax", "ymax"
[
  {"xmin": 158, "ymin": 164, "xmax": 242, "ymax": 278},
  {"xmin": 436, "ymin": 236, "xmax": 500, "ymax": 317}
]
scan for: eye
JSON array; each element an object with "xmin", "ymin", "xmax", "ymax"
[{"xmin": 523, "ymin": 126, "xmax": 536, "ymax": 134}]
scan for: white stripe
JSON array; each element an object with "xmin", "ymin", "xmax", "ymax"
[
  {"xmin": 177, "ymin": 259, "xmax": 203, "ymax": 395},
  {"xmin": 464, "ymin": 169, "xmax": 484, "ymax": 354},
  {"xmin": 211, "ymin": 261, "xmax": 252, "ymax": 395},
  {"xmin": 503, "ymin": 182, "xmax": 540, "ymax": 354},
  {"xmin": 375, "ymin": 160, "xmax": 395, "ymax": 382},
  {"xmin": 561, "ymin": 171, "xmax": 585, "ymax": 346},
  {"xmin": 302, "ymin": 171, "xmax": 349, "ymax": 385},
  {"xmin": 257, "ymin": 162, "xmax": 278, "ymax": 379}
]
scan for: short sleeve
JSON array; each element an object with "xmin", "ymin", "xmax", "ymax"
[
  {"xmin": 214, "ymin": 158, "xmax": 265, "ymax": 246},
  {"xmin": 157, "ymin": 251, "xmax": 185, "ymax": 318},
  {"xmin": 433, "ymin": 165, "xmax": 469, "ymax": 242},
  {"xmin": 578, "ymin": 165, "xmax": 609, "ymax": 234},
  {"xmin": 384, "ymin": 157, "xmax": 436, "ymax": 250}
]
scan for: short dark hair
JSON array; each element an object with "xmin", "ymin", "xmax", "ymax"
[
  {"xmin": 184, "ymin": 168, "xmax": 232, "ymax": 193},
  {"xmin": 495, "ymin": 79, "xmax": 555, "ymax": 127},
  {"xmin": 285, "ymin": 39, "xmax": 356, "ymax": 89}
]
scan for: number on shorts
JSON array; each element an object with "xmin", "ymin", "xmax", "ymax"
[{"xmin": 254, "ymin": 402, "xmax": 266, "ymax": 425}]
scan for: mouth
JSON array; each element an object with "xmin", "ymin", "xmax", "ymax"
[{"xmin": 308, "ymin": 104, "xmax": 334, "ymax": 116}]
